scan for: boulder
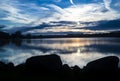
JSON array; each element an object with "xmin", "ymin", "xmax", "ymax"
[
  {"xmin": 72, "ymin": 65, "xmax": 81, "ymax": 72},
  {"xmin": 25, "ymin": 54, "xmax": 63, "ymax": 72},
  {"xmin": 0, "ymin": 62, "xmax": 14, "ymax": 71},
  {"xmin": 15, "ymin": 63, "xmax": 26, "ymax": 72},
  {"xmin": 0, "ymin": 61, "xmax": 7, "ymax": 71},
  {"xmin": 62, "ymin": 64, "xmax": 72, "ymax": 73},
  {"xmin": 7, "ymin": 62, "xmax": 14, "ymax": 71},
  {"xmin": 84, "ymin": 56, "xmax": 119, "ymax": 70}
]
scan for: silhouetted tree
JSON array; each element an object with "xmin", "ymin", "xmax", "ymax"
[
  {"xmin": 25, "ymin": 33, "xmax": 32, "ymax": 38},
  {"xmin": 11, "ymin": 31, "xmax": 23, "ymax": 39},
  {"xmin": 0, "ymin": 31, "xmax": 10, "ymax": 39}
]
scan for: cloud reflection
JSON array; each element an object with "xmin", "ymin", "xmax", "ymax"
[{"xmin": 0, "ymin": 38, "xmax": 120, "ymax": 67}]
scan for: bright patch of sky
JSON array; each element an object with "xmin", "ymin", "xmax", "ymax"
[{"xmin": 0, "ymin": 0, "xmax": 120, "ymax": 33}]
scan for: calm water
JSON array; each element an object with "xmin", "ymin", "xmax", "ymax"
[{"xmin": 0, "ymin": 38, "xmax": 120, "ymax": 68}]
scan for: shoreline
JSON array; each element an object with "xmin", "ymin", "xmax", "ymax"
[{"xmin": 0, "ymin": 54, "xmax": 120, "ymax": 81}]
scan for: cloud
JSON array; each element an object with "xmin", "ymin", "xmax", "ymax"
[
  {"xmin": 54, "ymin": 0, "xmax": 62, "ymax": 2},
  {"xmin": 51, "ymin": 3, "xmax": 120, "ymax": 22},
  {"xmin": 0, "ymin": 0, "xmax": 53, "ymax": 26},
  {"xmin": 103, "ymin": 0, "xmax": 112, "ymax": 10},
  {"xmin": 0, "ymin": 25, "xmax": 6, "ymax": 30},
  {"xmin": 0, "ymin": 0, "xmax": 120, "ymax": 34},
  {"xmin": 0, "ymin": 0, "xmax": 35, "ymax": 25},
  {"xmin": 83, "ymin": 19, "xmax": 120, "ymax": 31},
  {"xmin": 69, "ymin": 0, "xmax": 75, "ymax": 5},
  {"xmin": 114, "ymin": 2, "xmax": 120, "ymax": 7}
]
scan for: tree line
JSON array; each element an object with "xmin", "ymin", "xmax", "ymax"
[
  {"xmin": 0, "ymin": 31, "xmax": 32, "ymax": 39},
  {"xmin": 0, "ymin": 31, "xmax": 120, "ymax": 39}
]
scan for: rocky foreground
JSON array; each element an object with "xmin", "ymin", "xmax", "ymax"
[{"xmin": 0, "ymin": 54, "xmax": 120, "ymax": 81}]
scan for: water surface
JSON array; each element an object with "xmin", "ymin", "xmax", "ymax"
[{"xmin": 0, "ymin": 38, "xmax": 120, "ymax": 68}]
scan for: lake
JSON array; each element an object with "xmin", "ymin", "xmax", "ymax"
[{"xmin": 0, "ymin": 37, "xmax": 120, "ymax": 68}]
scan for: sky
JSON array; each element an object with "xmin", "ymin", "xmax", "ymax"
[{"xmin": 0, "ymin": 0, "xmax": 120, "ymax": 34}]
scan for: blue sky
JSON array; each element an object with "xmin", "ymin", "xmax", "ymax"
[{"xmin": 0, "ymin": 0, "xmax": 120, "ymax": 34}]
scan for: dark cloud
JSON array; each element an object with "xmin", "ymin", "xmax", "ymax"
[
  {"xmin": 83, "ymin": 19, "xmax": 120, "ymax": 30},
  {"xmin": 0, "ymin": 25, "xmax": 6, "ymax": 29}
]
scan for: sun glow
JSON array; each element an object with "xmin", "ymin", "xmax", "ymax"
[{"xmin": 27, "ymin": 38, "xmax": 92, "ymax": 51}]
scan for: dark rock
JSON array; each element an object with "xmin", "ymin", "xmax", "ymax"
[
  {"xmin": 25, "ymin": 54, "xmax": 62, "ymax": 73},
  {"xmin": 0, "ymin": 62, "xmax": 15, "ymax": 72},
  {"xmin": 71, "ymin": 65, "xmax": 82, "ymax": 77},
  {"xmin": 7, "ymin": 62, "xmax": 14, "ymax": 67},
  {"xmin": 82, "ymin": 56, "xmax": 119, "ymax": 81},
  {"xmin": 7, "ymin": 62, "xmax": 14, "ymax": 70},
  {"xmin": 84, "ymin": 56, "xmax": 119, "ymax": 71},
  {"xmin": 63, "ymin": 64, "xmax": 71, "ymax": 71},
  {"xmin": 72, "ymin": 65, "xmax": 82, "ymax": 75},
  {"xmin": 0, "ymin": 55, "xmax": 119, "ymax": 81},
  {"xmin": 72, "ymin": 65, "xmax": 81, "ymax": 71},
  {"xmin": 15, "ymin": 63, "xmax": 26, "ymax": 72},
  {"xmin": 0, "ymin": 61, "xmax": 7, "ymax": 71},
  {"xmin": 62, "ymin": 64, "xmax": 72, "ymax": 74}
]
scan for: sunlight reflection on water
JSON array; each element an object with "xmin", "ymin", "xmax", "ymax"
[{"xmin": 0, "ymin": 38, "xmax": 120, "ymax": 68}]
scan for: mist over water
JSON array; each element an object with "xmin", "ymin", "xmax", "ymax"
[{"xmin": 0, "ymin": 37, "xmax": 120, "ymax": 68}]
